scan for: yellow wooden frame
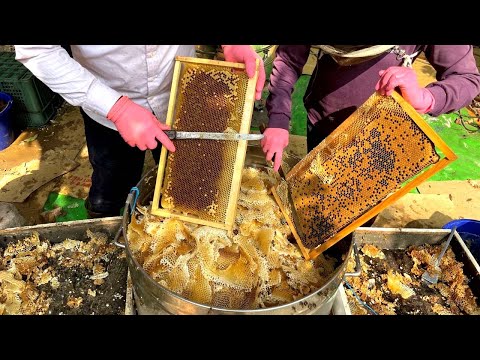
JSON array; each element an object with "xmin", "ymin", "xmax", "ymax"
[
  {"xmin": 151, "ymin": 56, "xmax": 259, "ymax": 234},
  {"xmin": 276, "ymin": 91, "xmax": 457, "ymax": 260},
  {"xmin": 271, "ymin": 186, "xmax": 311, "ymax": 259}
]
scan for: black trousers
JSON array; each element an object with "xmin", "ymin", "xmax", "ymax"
[
  {"xmin": 307, "ymin": 121, "xmax": 325, "ymax": 152},
  {"xmin": 81, "ymin": 109, "xmax": 161, "ymax": 216}
]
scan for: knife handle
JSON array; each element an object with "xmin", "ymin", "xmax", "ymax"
[{"xmin": 163, "ymin": 130, "xmax": 176, "ymax": 139}]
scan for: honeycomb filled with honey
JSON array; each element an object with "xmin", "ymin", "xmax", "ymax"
[
  {"xmin": 156, "ymin": 58, "xmax": 257, "ymax": 231},
  {"xmin": 128, "ymin": 167, "xmax": 338, "ymax": 309},
  {"xmin": 278, "ymin": 92, "xmax": 455, "ymax": 255}
]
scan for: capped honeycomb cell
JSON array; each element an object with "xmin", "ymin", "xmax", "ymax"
[
  {"xmin": 275, "ymin": 92, "xmax": 457, "ymax": 259},
  {"xmin": 151, "ymin": 57, "xmax": 259, "ymax": 232}
]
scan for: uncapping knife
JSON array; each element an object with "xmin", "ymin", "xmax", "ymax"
[{"xmin": 163, "ymin": 130, "xmax": 264, "ymax": 141}]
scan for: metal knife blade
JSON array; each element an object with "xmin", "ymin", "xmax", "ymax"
[{"xmin": 164, "ymin": 130, "xmax": 263, "ymax": 141}]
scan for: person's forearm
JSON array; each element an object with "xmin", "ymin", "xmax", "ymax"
[
  {"xmin": 425, "ymin": 45, "xmax": 480, "ymax": 115},
  {"xmin": 266, "ymin": 45, "xmax": 310, "ymax": 130},
  {"xmin": 14, "ymin": 45, "xmax": 121, "ymax": 117}
]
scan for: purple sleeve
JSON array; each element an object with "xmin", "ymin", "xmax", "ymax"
[
  {"xmin": 424, "ymin": 45, "xmax": 480, "ymax": 116},
  {"xmin": 266, "ymin": 45, "xmax": 311, "ymax": 130}
]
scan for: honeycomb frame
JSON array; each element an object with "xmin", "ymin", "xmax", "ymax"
[
  {"xmin": 273, "ymin": 91, "xmax": 457, "ymax": 260},
  {"xmin": 151, "ymin": 56, "xmax": 259, "ymax": 234}
]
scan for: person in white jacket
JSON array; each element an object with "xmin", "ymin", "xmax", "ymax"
[{"xmin": 15, "ymin": 45, "xmax": 265, "ymax": 217}]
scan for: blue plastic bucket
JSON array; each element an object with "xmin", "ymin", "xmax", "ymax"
[
  {"xmin": 443, "ymin": 219, "xmax": 480, "ymax": 262},
  {"xmin": 0, "ymin": 92, "xmax": 14, "ymax": 151}
]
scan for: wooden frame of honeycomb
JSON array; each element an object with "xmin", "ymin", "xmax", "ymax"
[
  {"xmin": 273, "ymin": 91, "xmax": 457, "ymax": 260},
  {"xmin": 151, "ymin": 56, "xmax": 259, "ymax": 234}
]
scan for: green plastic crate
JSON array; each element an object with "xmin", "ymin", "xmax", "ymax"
[
  {"xmin": 0, "ymin": 52, "xmax": 58, "ymax": 122},
  {"xmin": 14, "ymin": 95, "xmax": 60, "ymax": 128},
  {"xmin": 0, "ymin": 52, "xmax": 23, "ymax": 69}
]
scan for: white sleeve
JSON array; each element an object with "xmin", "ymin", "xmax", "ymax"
[{"xmin": 14, "ymin": 45, "xmax": 121, "ymax": 117}]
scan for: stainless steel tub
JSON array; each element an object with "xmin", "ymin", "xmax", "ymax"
[
  {"xmin": 0, "ymin": 217, "xmax": 134, "ymax": 315},
  {"xmin": 117, "ymin": 145, "xmax": 360, "ymax": 314},
  {"xmin": 344, "ymin": 227, "xmax": 480, "ymax": 313}
]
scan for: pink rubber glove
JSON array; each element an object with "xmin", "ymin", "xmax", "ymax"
[
  {"xmin": 222, "ymin": 45, "xmax": 266, "ymax": 101},
  {"xmin": 375, "ymin": 66, "xmax": 435, "ymax": 113},
  {"xmin": 107, "ymin": 96, "xmax": 175, "ymax": 152},
  {"xmin": 261, "ymin": 128, "xmax": 289, "ymax": 172}
]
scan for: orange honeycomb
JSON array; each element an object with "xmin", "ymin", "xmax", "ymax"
[
  {"xmin": 128, "ymin": 167, "xmax": 338, "ymax": 310},
  {"xmin": 276, "ymin": 92, "xmax": 456, "ymax": 258},
  {"xmin": 153, "ymin": 58, "xmax": 258, "ymax": 232}
]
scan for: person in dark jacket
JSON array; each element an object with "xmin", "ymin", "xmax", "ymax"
[{"xmin": 261, "ymin": 45, "xmax": 480, "ymax": 171}]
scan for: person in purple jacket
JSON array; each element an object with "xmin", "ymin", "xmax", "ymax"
[{"xmin": 261, "ymin": 45, "xmax": 480, "ymax": 171}]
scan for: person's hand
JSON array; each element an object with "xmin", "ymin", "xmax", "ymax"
[
  {"xmin": 261, "ymin": 128, "xmax": 289, "ymax": 172},
  {"xmin": 375, "ymin": 66, "xmax": 435, "ymax": 113},
  {"xmin": 222, "ymin": 45, "xmax": 266, "ymax": 101},
  {"xmin": 107, "ymin": 96, "xmax": 175, "ymax": 152}
]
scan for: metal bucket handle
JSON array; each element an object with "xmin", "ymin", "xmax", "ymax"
[
  {"xmin": 344, "ymin": 241, "xmax": 361, "ymax": 277},
  {"xmin": 113, "ymin": 187, "xmax": 139, "ymax": 249},
  {"xmin": 0, "ymin": 99, "xmax": 13, "ymax": 115}
]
